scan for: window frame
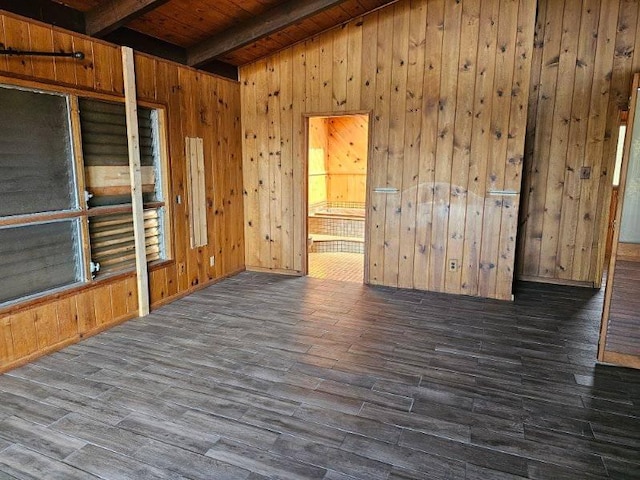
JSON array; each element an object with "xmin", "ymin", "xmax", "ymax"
[
  {"xmin": 0, "ymin": 78, "xmax": 172, "ymax": 309},
  {"xmin": 78, "ymin": 97, "xmax": 173, "ymax": 278}
]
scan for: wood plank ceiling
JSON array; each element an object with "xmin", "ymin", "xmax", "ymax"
[{"xmin": 8, "ymin": 0, "xmax": 399, "ymax": 77}]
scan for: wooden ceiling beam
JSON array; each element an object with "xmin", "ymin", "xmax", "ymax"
[
  {"xmin": 86, "ymin": 0, "xmax": 171, "ymax": 37},
  {"xmin": 187, "ymin": 0, "xmax": 350, "ymax": 67},
  {"xmin": 0, "ymin": 0, "xmax": 85, "ymax": 33}
]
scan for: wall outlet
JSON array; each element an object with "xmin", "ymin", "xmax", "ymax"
[
  {"xmin": 179, "ymin": 263, "xmax": 185, "ymax": 275},
  {"xmin": 448, "ymin": 259, "xmax": 458, "ymax": 271},
  {"xmin": 209, "ymin": 256, "xmax": 215, "ymax": 267},
  {"xmin": 580, "ymin": 166, "xmax": 591, "ymax": 179}
]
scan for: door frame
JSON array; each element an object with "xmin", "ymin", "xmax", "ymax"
[
  {"xmin": 302, "ymin": 111, "xmax": 373, "ymax": 283},
  {"xmin": 598, "ymin": 73, "xmax": 640, "ymax": 362}
]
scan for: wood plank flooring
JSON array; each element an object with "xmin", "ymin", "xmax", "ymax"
[
  {"xmin": 606, "ymin": 260, "xmax": 640, "ymax": 357},
  {"xmin": 0, "ymin": 271, "xmax": 639, "ymax": 479}
]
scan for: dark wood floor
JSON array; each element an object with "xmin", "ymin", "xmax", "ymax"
[{"xmin": 0, "ymin": 272, "xmax": 639, "ymax": 479}]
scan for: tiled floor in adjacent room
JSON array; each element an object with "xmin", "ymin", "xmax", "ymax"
[
  {"xmin": 0, "ymin": 271, "xmax": 639, "ymax": 479},
  {"xmin": 308, "ymin": 252, "xmax": 364, "ymax": 283}
]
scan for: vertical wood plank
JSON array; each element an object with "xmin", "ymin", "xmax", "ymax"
[
  {"xmin": 478, "ymin": 0, "xmax": 519, "ymax": 298},
  {"xmin": 9, "ymin": 311, "xmax": 38, "ymax": 359},
  {"xmin": 538, "ymin": 0, "xmax": 582, "ymax": 278},
  {"xmin": 149, "ymin": 268, "xmax": 168, "ymax": 306},
  {"xmin": 241, "ymin": 64, "xmax": 261, "ymax": 268},
  {"xmin": 255, "ymin": 60, "xmax": 272, "ymax": 268},
  {"xmin": 431, "ymin": 0, "xmax": 462, "ymax": 293},
  {"xmin": 332, "ymin": 25, "xmax": 348, "ymax": 111},
  {"xmin": 122, "ymin": 46, "xmax": 150, "ymax": 317},
  {"xmin": 462, "ymin": 0, "xmax": 499, "ymax": 295},
  {"xmin": 318, "ymin": 33, "xmax": 334, "ymax": 112},
  {"xmin": 93, "ymin": 286, "xmax": 113, "ymax": 326},
  {"xmin": 0, "ymin": 14, "xmax": 8, "ymax": 72},
  {"xmin": 446, "ymin": 0, "xmax": 479, "ymax": 294},
  {"xmin": 414, "ymin": 0, "xmax": 444, "ymax": 291},
  {"xmin": 76, "ymin": 290, "xmax": 97, "ymax": 334},
  {"xmin": 279, "ymin": 49, "xmax": 294, "ymax": 271},
  {"xmin": 55, "ymin": 297, "xmax": 78, "ymax": 341},
  {"xmin": 111, "ymin": 279, "xmax": 130, "ymax": 318},
  {"xmin": 125, "ymin": 276, "xmax": 138, "ymax": 314},
  {"xmin": 581, "ymin": 0, "xmax": 621, "ymax": 283},
  {"xmin": 267, "ymin": 55, "xmax": 283, "ymax": 268},
  {"xmin": 0, "ymin": 317, "xmax": 14, "ymax": 364},
  {"xmin": 210, "ymin": 76, "xmax": 226, "ymax": 279},
  {"xmin": 359, "ymin": 10, "xmax": 378, "ymax": 284},
  {"xmin": 345, "ymin": 17, "xmax": 363, "ymax": 111},
  {"xmin": 382, "ymin": 2, "xmax": 410, "ymax": 287},
  {"xmin": 135, "ymin": 54, "xmax": 157, "ymax": 101},
  {"xmin": 292, "ymin": 42, "xmax": 307, "ymax": 273},
  {"xmin": 518, "ymin": 0, "xmax": 549, "ymax": 278},
  {"xmin": 368, "ymin": 8, "xmax": 393, "ymax": 285},
  {"xmin": 186, "ymin": 137, "xmax": 208, "ymax": 248},
  {"xmin": 28, "ymin": 23, "xmax": 55, "ymax": 80},
  {"xmin": 52, "ymin": 30, "xmax": 77, "ymax": 86},
  {"xmin": 3, "ymin": 15, "xmax": 34, "ymax": 77},
  {"xmin": 496, "ymin": 0, "xmax": 536, "ymax": 299},
  {"xmin": 556, "ymin": 0, "xmax": 600, "ymax": 280},
  {"xmin": 33, "ymin": 303, "xmax": 60, "ymax": 350},
  {"xmin": 305, "ymin": 36, "xmax": 321, "ymax": 114},
  {"xmin": 92, "ymin": 42, "xmax": 115, "ymax": 93},
  {"xmin": 73, "ymin": 36, "xmax": 95, "ymax": 89}
]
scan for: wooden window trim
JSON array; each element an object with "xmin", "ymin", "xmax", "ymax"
[{"xmin": 0, "ymin": 76, "xmax": 173, "ymax": 311}]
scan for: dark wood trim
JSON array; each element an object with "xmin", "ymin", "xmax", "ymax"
[
  {"xmin": 0, "ymin": 1, "xmax": 85, "ymax": 33},
  {"xmin": 103, "ymin": 28, "xmax": 239, "ymax": 80},
  {"xmin": 85, "ymin": 0, "xmax": 171, "ymax": 37},
  {"xmin": 103, "ymin": 27, "xmax": 187, "ymax": 64},
  {"xmin": 198, "ymin": 60, "xmax": 239, "ymax": 81},
  {"xmin": 187, "ymin": 0, "xmax": 351, "ymax": 67}
]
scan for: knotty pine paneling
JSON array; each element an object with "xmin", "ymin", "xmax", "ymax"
[
  {"xmin": 326, "ymin": 115, "xmax": 368, "ymax": 204},
  {"xmin": 240, "ymin": 0, "xmax": 536, "ymax": 300},
  {"xmin": 308, "ymin": 117, "xmax": 330, "ymax": 206},
  {"xmin": 518, "ymin": 0, "xmax": 637, "ymax": 286},
  {"xmin": 0, "ymin": 12, "xmax": 244, "ymax": 372}
]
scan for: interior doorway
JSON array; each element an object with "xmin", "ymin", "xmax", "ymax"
[
  {"xmin": 306, "ymin": 114, "xmax": 369, "ymax": 283},
  {"xmin": 599, "ymin": 74, "xmax": 640, "ymax": 369}
]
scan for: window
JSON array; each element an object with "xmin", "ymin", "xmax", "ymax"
[
  {"xmin": 79, "ymin": 99, "xmax": 169, "ymax": 277},
  {"xmin": 0, "ymin": 84, "xmax": 170, "ymax": 306},
  {"xmin": 0, "ymin": 86, "xmax": 83, "ymax": 304}
]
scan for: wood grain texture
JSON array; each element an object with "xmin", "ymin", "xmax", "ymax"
[
  {"xmin": 1, "ymin": 271, "xmax": 639, "ymax": 478},
  {"xmin": 604, "ymin": 259, "xmax": 640, "ymax": 361},
  {"xmin": 518, "ymin": 0, "xmax": 635, "ymax": 286},
  {"xmin": 0, "ymin": 13, "xmax": 244, "ymax": 372},
  {"xmin": 326, "ymin": 115, "xmax": 368, "ymax": 204},
  {"xmin": 240, "ymin": 0, "xmax": 535, "ymax": 300}
]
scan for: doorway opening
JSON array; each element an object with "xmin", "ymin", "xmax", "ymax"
[
  {"xmin": 604, "ymin": 111, "xmax": 628, "ymax": 268},
  {"xmin": 306, "ymin": 114, "xmax": 369, "ymax": 283}
]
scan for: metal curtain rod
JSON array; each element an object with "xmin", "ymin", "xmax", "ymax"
[{"xmin": 0, "ymin": 49, "xmax": 85, "ymax": 59}]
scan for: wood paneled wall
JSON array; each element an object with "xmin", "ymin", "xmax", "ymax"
[
  {"xmin": 326, "ymin": 115, "xmax": 368, "ymax": 204},
  {"xmin": 241, "ymin": 0, "xmax": 536, "ymax": 299},
  {"xmin": 518, "ymin": 0, "xmax": 640, "ymax": 285},
  {"xmin": 0, "ymin": 12, "xmax": 244, "ymax": 372}
]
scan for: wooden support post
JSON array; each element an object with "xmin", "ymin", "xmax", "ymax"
[{"xmin": 121, "ymin": 46, "xmax": 150, "ymax": 317}]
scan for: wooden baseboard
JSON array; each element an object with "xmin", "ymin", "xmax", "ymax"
[
  {"xmin": 245, "ymin": 266, "xmax": 303, "ymax": 276},
  {"xmin": 601, "ymin": 351, "xmax": 640, "ymax": 370},
  {"xmin": 517, "ymin": 275, "xmax": 596, "ymax": 288}
]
